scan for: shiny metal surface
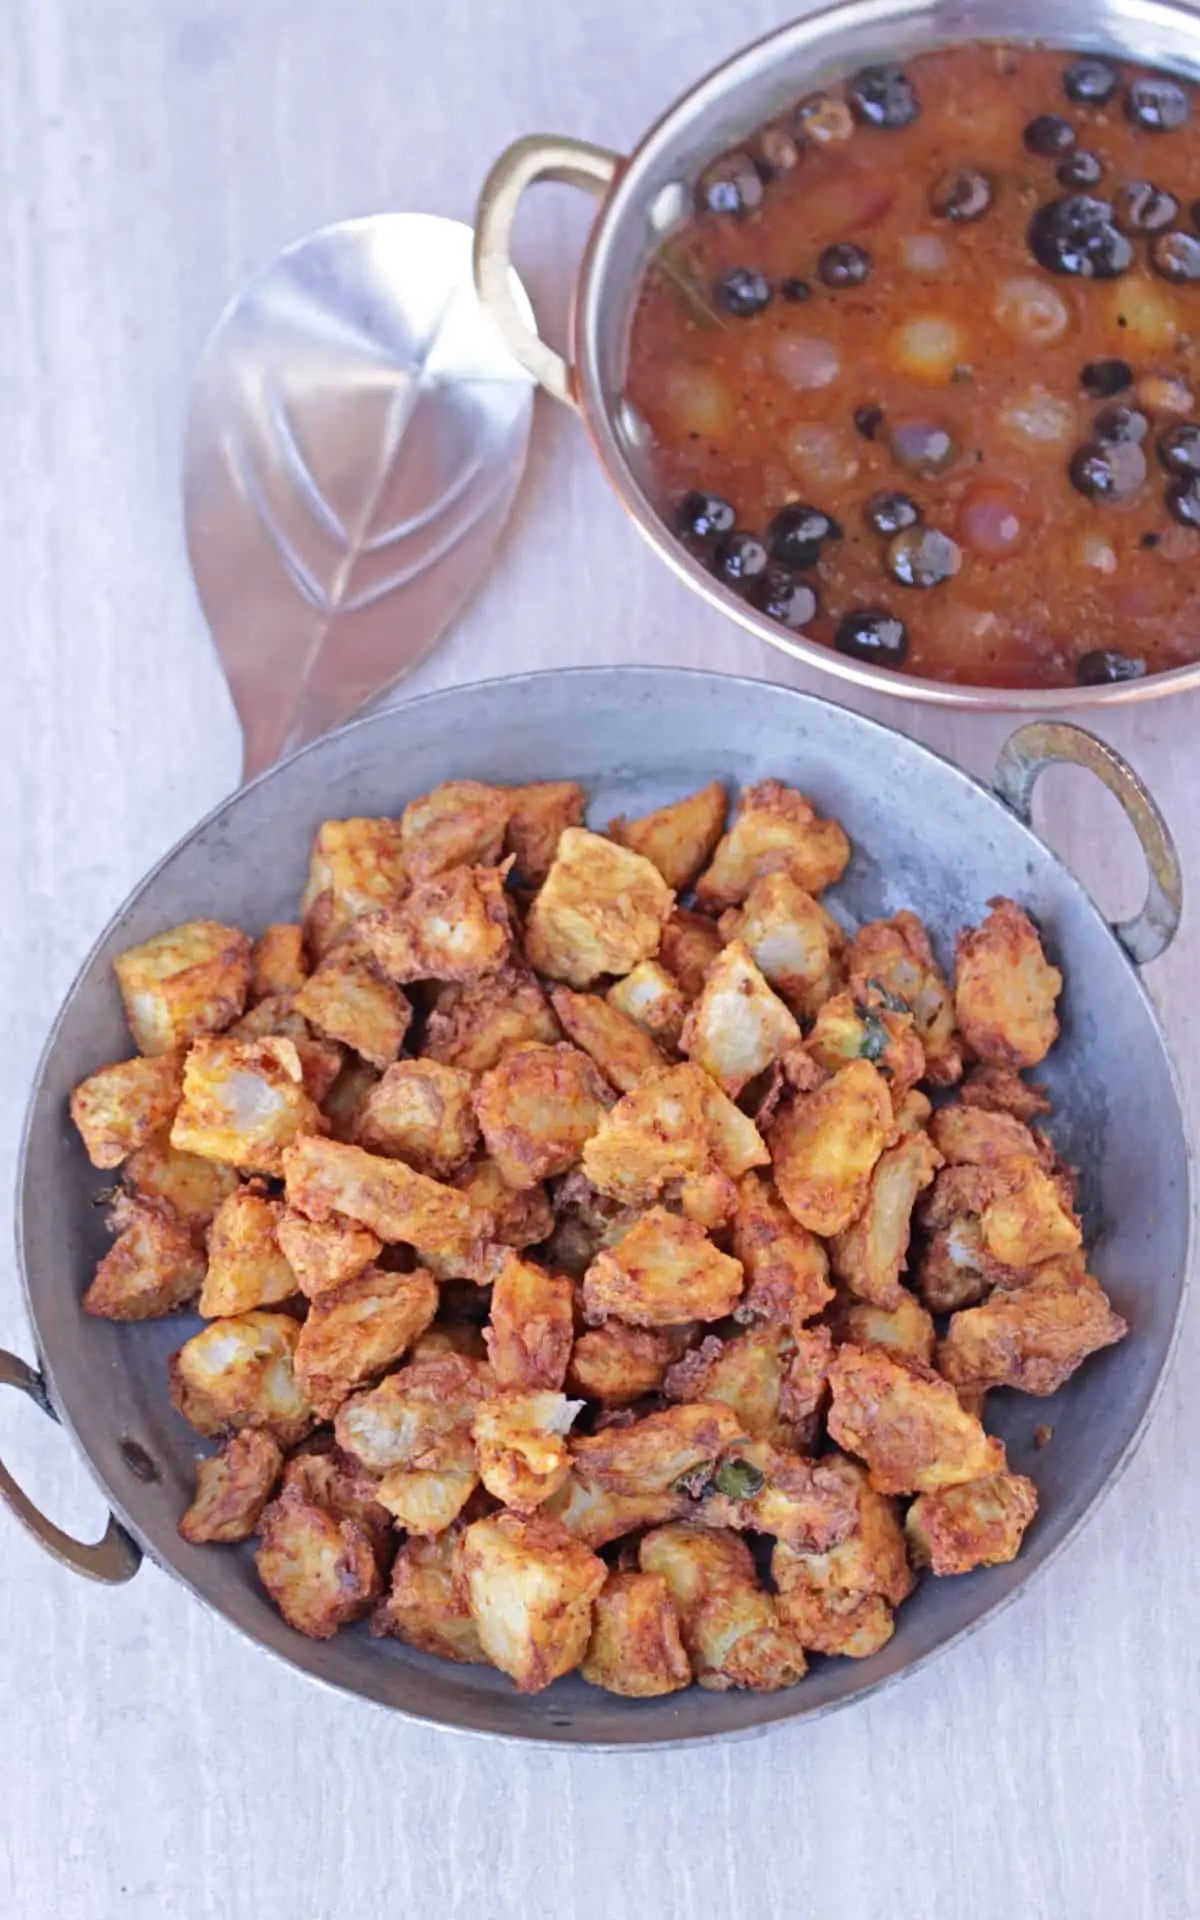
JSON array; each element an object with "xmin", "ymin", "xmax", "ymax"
[
  {"xmin": 475, "ymin": 0, "xmax": 1200, "ymax": 709},
  {"xmin": 184, "ymin": 214, "xmax": 535, "ymax": 778},
  {"xmin": 6, "ymin": 667, "xmax": 1191, "ymax": 1747}
]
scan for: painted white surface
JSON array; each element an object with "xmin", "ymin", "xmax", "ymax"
[{"xmin": 0, "ymin": 3, "xmax": 1196, "ymax": 1915}]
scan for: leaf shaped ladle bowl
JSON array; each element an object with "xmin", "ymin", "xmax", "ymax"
[{"xmin": 183, "ymin": 212, "xmax": 536, "ymax": 778}]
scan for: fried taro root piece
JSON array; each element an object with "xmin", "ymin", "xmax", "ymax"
[
  {"xmin": 580, "ymin": 1570, "xmax": 692, "ymax": 1697},
  {"xmin": 605, "ymin": 961, "xmax": 688, "ymax": 1050},
  {"xmin": 281, "ymin": 1135, "xmax": 472, "ymax": 1253},
  {"xmin": 804, "ymin": 992, "xmax": 925, "ymax": 1104},
  {"xmin": 691, "ymin": 1441, "xmax": 859, "ymax": 1552},
  {"xmin": 254, "ymin": 1486, "xmax": 383, "ymax": 1638},
  {"xmin": 730, "ymin": 1170, "xmax": 833, "ymax": 1332},
  {"xmin": 122, "ymin": 1130, "xmax": 239, "ymax": 1233},
  {"xmin": 938, "ymin": 1262, "xmax": 1127, "ymax": 1397},
  {"xmin": 718, "ymin": 872, "xmax": 845, "ymax": 1019},
  {"xmin": 769, "ymin": 1060, "xmax": 894, "ymax": 1237},
  {"xmin": 836, "ymin": 1290, "xmax": 936, "ymax": 1368},
  {"xmin": 421, "ymin": 965, "xmax": 561, "ymax": 1073},
  {"xmin": 608, "ymin": 782, "xmax": 728, "ymax": 892},
  {"xmin": 472, "ymin": 1389, "xmax": 581, "ymax": 1511},
  {"xmin": 772, "ymin": 1453, "xmax": 913, "ymax": 1658},
  {"xmin": 198, "ymin": 1186, "xmax": 296, "ymax": 1318},
  {"xmin": 959, "ymin": 1063, "xmax": 1052, "ymax": 1122},
  {"xmin": 829, "ymin": 1129, "xmax": 943, "ymax": 1309},
  {"xmin": 664, "ymin": 1325, "xmax": 797, "ymax": 1444},
  {"xmin": 503, "ymin": 781, "xmax": 586, "ymax": 888},
  {"xmin": 473, "ymin": 1042, "xmax": 614, "ymax": 1189},
  {"xmin": 485, "ymin": 1251, "xmax": 575, "ymax": 1391},
  {"xmin": 694, "ymin": 779, "xmax": 850, "ymax": 913},
  {"xmin": 84, "ymin": 1193, "xmax": 207, "ymax": 1322},
  {"xmin": 356, "ymin": 1059, "xmax": 479, "ymax": 1177},
  {"xmin": 827, "ymin": 1344, "xmax": 1006, "ymax": 1495},
  {"xmin": 371, "ymin": 1528, "xmax": 487, "ymax": 1664},
  {"xmin": 549, "ymin": 986, "xmax": 669, "ymax": 1093},
  {"xmin": 906, "ymin": 1471, "xmax": 1039, "ymax": 1575},
  {"xmin": 639, "ymin": 1525, "xmax": 807, "ymax": 1692},
  {"xmin": 567, "ymin": 1322, "xmax": 682, "ymax": 1404},
  {"xmin": 955, "ymin": 898, "xmax": 1062, "ymax": 1069},
  {"xmin": 170, "ymin": 1036, "xmax": 325, "ymax": 1176},
  {"xmin": 658, "ymin": 908, "xmax": 724, "ymax": 999},
  {"xmin": 293, "ymin": 1265, "xmax": 439, "ymax": 1417},
  {"xmin": 179, "ymin": 1429, "xmax": 284, "ymax": 1545},
  {"xmin": 300, "ymin": 817, "xmax": 407, "ymax": 960},
  {"xmin": 292, "ymin": 953, "xmax": 412, "ymax": 1070},
  {"xmin": 524, "ymin": 828, "xmax": 674, "ymax": 988},
  {"xmin": 170, "ymin": 1310, "xmax": 314, "ymax": 1447},
  {"xmin": 275, "ymin": 1207, "xmax": 381, "ymax": 1300},
  {"xmin": 457, "ymin": 1510, "xmax": 607, "ymax": 1692},
  {"xmin": 581, "ymin": 1207, "xmax": 744, "ymax": 1327},
  {"xmin": 400, "ymin": 780, "xmax": 510, "ymax": 881},
  {"xmin": 114, "ymin": 920, "xmax": 252, "ymax": 1056},
  {"xmin": 680, "ymin": 941, "xmax": 802, "ymax": 1098},
  {"xmin": 848, "ymin": 910, "xmax": 962, "ymax": 1087},
  {"xmin": 570, "ymin": 1401, "xmax": 745, "ymax": 1496},
  {"xmin": 581, "ymin": 1062, "xmax": 768, "ymax": 1211},
  {"xmin": 249, "ymin": 924, "xmax": 308, "ymax": 1002},
  {"xmin": 70, "ymin": 1053, "xmax": 184, "ymax": 1169},
  {"xmin": 361, "ymin": 865, "xmax": 513, "ymax": 986}
]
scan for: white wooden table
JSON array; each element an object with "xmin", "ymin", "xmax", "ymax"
[{"xmin": 1, "ymin": 3, "xmax": 1196, "ymax": 1915}]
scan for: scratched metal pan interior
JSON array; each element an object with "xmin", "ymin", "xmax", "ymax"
[{"xmin": 17, "ymin": 667, "xmax": 1191, "ymax": 1747}]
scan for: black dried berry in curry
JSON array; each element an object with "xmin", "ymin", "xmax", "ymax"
[{"xmin": 628, "ymin": 41, "xmax": 1200, "ymax": 687}]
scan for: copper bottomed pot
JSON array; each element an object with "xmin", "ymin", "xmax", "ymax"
[{"xmin": 474, "ymin": 0, "xmax": 1200, "ymax": 709}]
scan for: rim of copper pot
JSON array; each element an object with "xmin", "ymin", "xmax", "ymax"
[{"xmin": 568, "ymin": 0, "xmax": 1200, "ymax": 710}]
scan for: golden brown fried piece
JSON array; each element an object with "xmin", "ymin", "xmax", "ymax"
[
  {"xmin": 608, "ymin": 782, "xmax": 727, "ymax": 891},
  {"xmin": 485, "ymin": 1251, "xmax": 575, "ymax": 1390},
  {"xmin": 458, "ymin": 1510, "xmax": 607, "ymax": 1692},
  {"xmin": 838, "ymin": 1290, "xmax": 936, "ymax": 1367},
  {"xmin": 472, "ymin": 1389, "xmax": 580, "ymax": 1511},
  {"xmin": 581, "ymin": 1570, "xmax": 692, "ymax": 1697},
  {"xmin": 453, "ymin": 1159, "xmax": 555, "ymax": 1250},
  {"xmin": 805, "ymin": 992, "xmax": 925, "ymax": 1105},
  {"xmin": 931, "ymin": 1103, "xmax": 1051, "ymax": 1169},
  {"xmin": 301, "ymin": 817, "xmax": 408, "ymax": 960},
  {"xmin": 848, "ymin": 911, "xmax": 963, "ymax": 1087},
  {"xmin": 503, "ymin": 781, "xmax": 586, "ymax": 887},
  {"xmin": 170, "ymin": 1310, "xmax": 314, "ymax": 1446},
  {"xmin": 772, "ymin": 1453, "xmax": 913, "ymax": 1658},
  {"xmin": 122, "ymin": 1130, "xmax": 239, "ymax": 1233},
  {"xmin": 730, "ymin": 1170, "xmax": 833, "ymax": 1332},
  {"xmin": 581, "ymin": 1063, "xmax": 768, "ymax": 1210},
  {"xmin": 664, "ymin": 1326, "xmax": 794, "ymax": 1443},
  {"xmin": 372, "ymin": 1528, "xmax": 486, "ymax": 1663},
  {"xmin": 567, "ymin": 1323, "xmax": 681, "ymax": 1403},
  {"xmin": 198, "ymin": 1186, "xmax": 296, "ymax": 1318},
  {"xmin": 421, "ymin": 965, "xmax": 561, "ymax": 1073},
  {"xmin": 827, "ymin": 1344, "xmax": 1006, "ymax": 1494},
  {"xmin": 292, "ymin": 953, "xmax": 411, "ymax": 1070},
  {"xmin": 779, "ymin": 1326, "xmax": 834, "ymax": 1448},
  {"xmin": 473, "ymin": 1041, "xmax": 613, "ymax": 1190},
  {"xmin": 114, "ymin": 920, "xmax": 252, "ymax": 1057},
  {"xmin": 356, "ymin": 1059, "xmax": 479, "ymax": 1177},
  {"xmin": 294, "ymin": 1265, "xmax": 439, "ymax": 1416},
  {"xmin": 400, "ymin": 780, "xmax": 510, "ymax": 881},
  {"xmin": 980, "ymin": 1162, "xmax": 1082, "ymax": 1269},
  {"xmin": 249, "ymin": 924, "xmax": 309, "ymax": 1002},
  {"xmin": 679, "ymin": 941, "xmax": 802, "ymax": 1098},
  {"xmin": 955, "ymin": 898, "xmax": 1062, "ymax": 1069},
  {"xmin": 281, "ymin": 1135, "xmax": 472, "ymax": 1252},
  {"xmin": 938, "ymin": 1262, "xmax": 1127, "ymax": 1397},
  {"xmin": 179, "ymin": 1429, "xmax": 284, "ymax": 1545},
  {"xmin": 830, "ymin": 1129, "xmax": 943, "ymax": 1309},
  {"xmin": 770, "ymin": 1060, "xmax": 894, "ymax": 1237},
  {"xmin": 361, "ymin": 865, "xmax": 513, "ymax": 986},
  {"xmin": 320, "ymin": 1057, "xmax": 382, "ymax": 1143},
  {"xmin": 333, "ymin": 1352, "xmax": 492, "ymax": 1474},
  {"xmin": 658, "ymin": 908, "xmax": 724, "ymax": 999},
  {"xmin": 906, "ymin": 1471, "xmax": 1039, "ymax": 1575},
  {"xmin": 84, "ymin": 1194, "xmax": 206, "ymax": 1321},
  {"xmin": 639, "ymin": 1525, "xmax": 807, "ymax": 1692},
  {"xmin": 255, "ymin": 1487, "xmax": 382, "ymax": 1639},
  {"xmin": 545, "ymin": 1473, "xmax": 687, "ymax": 1548},
  {"xmin": 571, "ymin": 1401, "xmax": 744, "ymax": 1496},
  {"xmin": 718, "ymin": 872, "xmax": 845, "ymax": 1019},
  {"xmin": 695, "ymin": 1441, "xmax": 859, "ymax": 1552},
  {"xmin": 694, "ymin": 779, "xmax": 850, "ymax": 913},
  {"xmin": 604, "ymin": 962, "xmax": 687, "ymax": 1053},
  {"xmin": 524, "ymin": 827, "xmax": 674, "ymax": 988},
  {"xmin": 280, "ymin": 1436, "xmax": 395, "ymax": 1561},
  {"xmin": 549, "ymin": 986, "xmax": 669, "ymax": 1093},
  {"xmin": 170, "ymin": 1036, "xmax": 325, "ymax": 1176},
  {"xmin": 582, "ymin": 1206, "xmax": 743, "ymax": 1328},
  {"xmin": 275, "ymin": 1206, "xmax": 382, "ymax": 1301},
  {"xmin": 960, "ymin": 1064, "xmax": 1052, "ymax": 1122},
  {"xmin": 70, "ymin": 1053, "xmax": 184, "ymax": 1168}
]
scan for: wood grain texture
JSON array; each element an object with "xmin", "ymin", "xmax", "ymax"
[{"xmin": 0, "ymin": 2, "xmax": 1197, "ymax": 1916}]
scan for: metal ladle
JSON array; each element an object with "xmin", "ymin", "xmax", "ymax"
[{"xmin": 183, "ymin": 213, "xmax": 536, "ymax": 779}]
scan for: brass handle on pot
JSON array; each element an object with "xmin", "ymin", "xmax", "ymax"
[
  {"xmin": 0, "ymin": 1349, "xmax": 142, "ymax": 1583},
  {"xmin": 992, "ymin": 722, "xmax": 1182, "ymax": 966},
  {"xmin": 474, "ymin": 134, "xmax": 621, "ymax": 407}
]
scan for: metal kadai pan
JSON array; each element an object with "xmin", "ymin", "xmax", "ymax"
[
  {"xmin": 0, "ymin": 668, "xmax": 1190, "ymax": 1747},
  {"xmin": 473, "ymin": 0, "xmax": 1200, "ymax": 709}
]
